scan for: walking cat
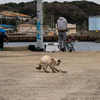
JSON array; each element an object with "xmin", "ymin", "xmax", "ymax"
[{"xmin": 36, "ymin": 55, "xmax": 66, "ymax": 73}]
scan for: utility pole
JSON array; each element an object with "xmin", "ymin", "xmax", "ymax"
[
  {"xmin": 50, "ymin": 15, "xmax": 52, "ymax": 29},
  {"xmin": 84, "ymin": 20, "xmax": 86, "ymax": 31},
  {"xmin": 1, "ymin": 15, "xmax": 2, "ymax": 28},
  {"xmin": 52, "ymin": 12, "xmax": 54, "ymax": 29},
  {"xmin": 37, "ymin": 0, "xmax": 43, "ymax": 48},
  {"xmin": 1, "ymin": 17, "xmax": 2, "ymax": 25}
]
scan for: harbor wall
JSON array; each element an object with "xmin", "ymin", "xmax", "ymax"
[{"xmin": 3, "ymin": 46, "xmax": 29, "ymax": 51}]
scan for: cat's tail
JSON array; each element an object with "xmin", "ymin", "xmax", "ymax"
[{"xmin": 60, "ymin": 69, "xmax": 67, "ymax": 73}]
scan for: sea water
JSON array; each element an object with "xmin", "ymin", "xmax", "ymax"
[{"xmin": 4, "ymin": 42, "xmax": 100, "ymax": 51}]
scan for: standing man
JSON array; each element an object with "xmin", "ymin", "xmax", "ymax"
[
  {"xmin": 0, "ymin": 29, "xmax": 8, "ymax": 51},
  {"xmin": 57, "ymin": 17, "xmax": 67, "ymax": 52}
]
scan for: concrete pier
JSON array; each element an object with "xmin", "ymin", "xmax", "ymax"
[
  {"xmin": 0, "ymin": 51, "xmax": 100, "ymax": 100},
  {"xmin": 3, "ymin": 46, "xmax": 29, "ymax": 51},
  {"xmin": 5, "ymin": 35, "xmax": 98, "ymax": 42}
]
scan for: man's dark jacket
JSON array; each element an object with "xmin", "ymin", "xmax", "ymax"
[{"xmin": 0, "ymin": 34, "xmax": 8, "ymax": 49}]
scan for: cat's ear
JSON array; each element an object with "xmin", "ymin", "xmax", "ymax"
[{"xmin": 58, "ymin": 60, "xmax": 61, "ymax": 62}]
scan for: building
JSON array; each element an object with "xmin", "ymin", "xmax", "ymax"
[
  {"xmin": 0, "ymin": 11, "xmax": 31, "ymax": 21},
  {"xmin": 67, "ymin": 23, "xmax": 76, "ymax": 34},
  {"xmin": 0, "ymin": 24, "xmax": 14, "ymax": 33},
  {"xmin": 17, "ymin": 24, "xmax": 37, "ymax": 34},
  {"xmin": 89, "ymin": 16, "xmax": 100, "ymax": 31}
]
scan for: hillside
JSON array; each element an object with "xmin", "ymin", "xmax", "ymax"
[{"xmin": 0, "ymin": 1, "xmax": 100, "ymax": 29}]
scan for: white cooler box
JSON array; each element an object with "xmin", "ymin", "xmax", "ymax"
[{"xmin": 45, "ymin": 43, "xmax": 59, "ymax": 52}]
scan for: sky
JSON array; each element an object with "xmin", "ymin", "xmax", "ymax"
[{"xmin": 0, "ymin": 0, "xmax": 100, "ymax": 4}]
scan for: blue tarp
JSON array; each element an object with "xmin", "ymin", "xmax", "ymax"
[{"xmin": 0, "ymin": 24, "xmax": 14, "ymax": 27}]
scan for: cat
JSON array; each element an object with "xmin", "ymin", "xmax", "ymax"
[{"xmin": 36, "ymin": 55, "xmax": 66, "ymax": 73}]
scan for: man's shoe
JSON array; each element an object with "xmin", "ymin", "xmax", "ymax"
[{"xmin": 62, "ymin": 48, "xmax": 66, "ymax": 52}]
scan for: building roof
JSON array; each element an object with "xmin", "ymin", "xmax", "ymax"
[
  {"xmin": 1, "ymin": 14, "xmax": 15, "ymax": 16},
  {"xmin": 0, "ymin": 11, "xmax": 31, "ymax": 17},
  {"xmin": 0, "ymin": 24, "xmax": 14, "ymax": 27},
  {"xmin": 17, "ymin": 24, "xmax": 36, "ymax": 27},
  {"xmin": 14, "ymin": 13, "xmax": 31, "ymax": 17}
]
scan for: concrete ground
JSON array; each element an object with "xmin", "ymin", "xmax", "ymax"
[{"xmin": 0, "ymin": 51, "xmax": 100, "ymax": 100}]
